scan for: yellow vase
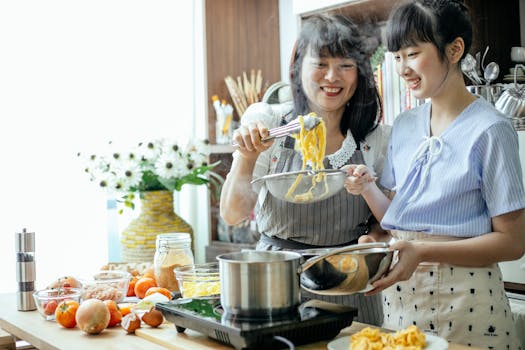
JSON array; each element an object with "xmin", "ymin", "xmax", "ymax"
[{"xmin": 120, "ymin": 190, "xmax": 193, "ymax": 263}]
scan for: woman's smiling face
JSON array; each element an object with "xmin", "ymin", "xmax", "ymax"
[
  {"xmin": 301, "ymin": 48, "xmax": 358, "ymax": 115},
  {"xmin": 393, "ymin": 42, "xmax": 449, "ymax": 99}
]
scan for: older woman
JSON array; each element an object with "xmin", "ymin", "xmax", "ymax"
[{"xmin": 220, "ymin": 14, "xmax": 390, "ymax": 326}]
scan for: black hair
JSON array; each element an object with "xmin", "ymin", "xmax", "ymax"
[
  {"xmin": 290, "ymin": 14, "xmax": 381, "ymax": 144},
  {"xmin": 386, "ymin": 0, "xmax": 473, "ymax": 61}
]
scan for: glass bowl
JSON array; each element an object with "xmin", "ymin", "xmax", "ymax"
[
  {"xmin": 79, "ymin": 270, "xmax": 130, "ymax": 302},
  {"xmin": 33, "ymin": 288, "xmax": 81, "ymax": 321},
  {"xmin": 175, "ymin": 263, "xmax": 220, "ymax": 298}
]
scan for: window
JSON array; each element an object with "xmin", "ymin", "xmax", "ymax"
[{"xmin": 0, "ymin": 0, "xmax": 206, "ymax": 292}]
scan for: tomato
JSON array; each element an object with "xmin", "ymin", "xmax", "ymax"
[
  {"xmin": 103, "ymin": 300, "xmax": 122, "ymax": 327},
  {"xmin": 144, "ymin": 287, "xmax": 172, "ymax": 300},
  {"xmin": 44, "ymin": 300, "xmax": 58, "ymax": 316},
  {"xmin": 134, "ymin": 277, "xmax": 156, "ymax": 299},
  {"xmin": 127, "ymin": 276, "xmax": 138, "ymax": 297},
  {"xmin": 55, "ymin": 300, "xmax": 80, "ymax": 328},
  {"xmin": 117, "ymin": 303, "xmax": 136, "ymax": 316}
]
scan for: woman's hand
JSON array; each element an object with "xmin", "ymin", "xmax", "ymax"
[
  {"xmin": 365, "ymin": 240, "xmax": 423, "ymax": 296},
  {"xmin": 232, "ymin": 121, "xmax": 274, "ymax": 160},
  {"xmin": 342, "ymin": 164, "xmax": 377, "ymax": 195}
]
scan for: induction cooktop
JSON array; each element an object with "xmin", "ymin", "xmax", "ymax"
[{"xmin": 156, "ymin": 296, "xmax": 357, "ymax": 350}]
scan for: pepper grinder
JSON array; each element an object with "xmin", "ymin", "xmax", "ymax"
[{"xmin": 15, "ymin": 228, "xmax": 36, "ymax": 311}]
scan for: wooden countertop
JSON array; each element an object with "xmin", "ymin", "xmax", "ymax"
[
  {"xmin": 0, "ymin": 293, "xmax": 169, "ymax": 350},
  {"xmin": 0, "ymin": 293, "xmax": 478, "ymax": 350}
]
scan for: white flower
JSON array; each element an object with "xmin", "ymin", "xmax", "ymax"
[
  {"xmin": 154, "ymin": 151, "xmax": 188, "ymax": 179},
  {"xmin": 114, "ymin": 160, "xmax": 143, "ymax": 190},
  {"xmin": 79, "ymin": 137, "xmax": 218, "ymax": 204},
  {"xmin": 137, "ymin": 140, "xmax": 162, "ymax": 163}
]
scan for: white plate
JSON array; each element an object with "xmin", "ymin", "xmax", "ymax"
[{"xmin": 327, "ymin": 334, "xmax": 448, "ymax": 350}]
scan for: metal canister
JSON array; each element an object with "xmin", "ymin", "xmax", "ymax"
[{"xmin": 15, "ymin": 228, "xmax": 36, "ymax": 311}]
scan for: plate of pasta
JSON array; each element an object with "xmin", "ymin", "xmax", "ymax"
[{"xmin": 327, "ymin": 326, "xmax": 448, "ymax": 350}]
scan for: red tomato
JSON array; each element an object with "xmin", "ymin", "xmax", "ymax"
[
  {"xmin": 44, "ymin": 300, "xmax": 58, "ymax": 316},
  {"xmin": 55, "ymin": 300, "xmax": 80, "ymax": 328},
  {"xmin": 103, "ymin": 300, "xmax": 123, "ymax": 327}
]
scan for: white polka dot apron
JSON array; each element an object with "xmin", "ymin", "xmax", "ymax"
[{"xmin": 382, "ymin": 230, "xmax": 521, "ymax": 350}]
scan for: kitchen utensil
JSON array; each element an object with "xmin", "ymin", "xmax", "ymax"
[
  {"xmin": 231, "ymin": 114, "xmax": 321, "ymax": 147},
  {"xmin": 156, "ymin": 296, "xmax": 357, "ymax": 349},
  {"xmin": 475, "ymin": 51, "xmax": 482, "ymax": 76},
  {"xmin": 496, "ymin": 64, "xmax": 525, "ymax": 118},
  {"xmin": 461, "ymin": 54, "xmax": 483, "ymax": 85},
  {"xmin": 484, "ymin": 62, "xmax": 499, "ymax": 85},
  {"xmin": 15, "ymin": 228, "xmax": 36, "ymax": 311},
  {"xmin": 251, "ymin": 169, "xmax": 347, "ymax": 204},
  {"xmin": 78, "ymin": 270, "xmax": 131, "ymax": 302},
  {"xmin": 467, "ymin": 84, "xmax": 503, "ymax": 105},
  {"xmin": 481, "ymin": 46, "xmax": 490, "ymax": 72},
  {"xmin": 216, "ymin": 242, "xmax": 392, "ymax": 317},
  {"xmin": 174, "ymin": 262, "xmax": 220, "ymax": 298},
  {"xmin": 33, "ymin": 288, "xmax": 81, "ymax": 321}
]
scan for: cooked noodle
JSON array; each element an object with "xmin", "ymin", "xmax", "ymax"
[
  {"xmin": 350, "ymin": 325, "xmax": 427, "ymax": 350},
  {"xmin": 285, "ymin": 113, "xmax": 327, "ymax": 202}
]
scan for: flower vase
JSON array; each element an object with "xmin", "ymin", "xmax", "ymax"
[{"xmin": 120, "ymin": 190, "xmax": 193, "ymax": 263}]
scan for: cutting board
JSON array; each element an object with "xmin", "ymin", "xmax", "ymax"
[
  {"xmin": 135, "ymin": 324, "xmax": 232, "ymax": 350},
  {"xmin": 135, "ymin": 321, "xmax": 341, "ymax": 350}
]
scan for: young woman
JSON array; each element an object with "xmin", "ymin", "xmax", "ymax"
[
  {"xmin": 220, "ymin": 14, "xmax": 390, "ymax": 326},
  {"xmin": 344, "ymin": 0, "xmax": 525, "ymax": 348}
]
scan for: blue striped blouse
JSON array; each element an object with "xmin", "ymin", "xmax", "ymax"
[{"xmin": 380, "ymin": 98, "xmax": 525, "ymax": 237}]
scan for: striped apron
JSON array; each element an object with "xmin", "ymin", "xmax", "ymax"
[
  {"xmin": 383, "ymin": 230, "xmax": 521, "ymax": 350},
  {"xmin": 254, "ymin": 140, "xmax": 383, "ymax": 326}
]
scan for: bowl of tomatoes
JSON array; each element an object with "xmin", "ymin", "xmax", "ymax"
[{"xmin": 33, "ymin": 288, "xmax": 81, "ymax": 321}]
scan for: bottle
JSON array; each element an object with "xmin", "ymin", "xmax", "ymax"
[
  {"xmin": 15, "ymin": 228, "xmax": 36, "ymax": 311},
  {"xmin": 153, "ymin": 233, "xmax": 194, "ymax": 292}
]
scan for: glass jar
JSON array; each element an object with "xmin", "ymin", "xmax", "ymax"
[{"xmin": 153, "ymin": 233, "xmax": 194, "ymax": 292}]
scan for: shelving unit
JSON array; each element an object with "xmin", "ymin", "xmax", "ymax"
[{"xmin": 204, "ymin": 0, "xmax": 281, "ymax": 261}]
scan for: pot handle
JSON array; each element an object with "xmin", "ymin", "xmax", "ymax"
[{"xmin": 297, "ymin": 242, "xmax": 389, "ymax": 273}]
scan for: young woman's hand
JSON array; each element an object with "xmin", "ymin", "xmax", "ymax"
[
  {"xmin": 364, "ymin": 240, "xmax": 423, "ymax": 296},
  {"xmin": 342, "ymin": 164, "xmax": 377, "ymax": 195}
]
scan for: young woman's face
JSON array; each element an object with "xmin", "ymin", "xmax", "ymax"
[
  {"xmin": 300, "ymin": 49, "xmax": 358, "ymax": 115},
  {"xmin": 393, "ymin": 42, "xmax": 449, "ymax": 99}
]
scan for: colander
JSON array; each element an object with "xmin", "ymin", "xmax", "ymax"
[{"xmin": 251, "ymin": 169, "xmax": 347, "ymax": 204}]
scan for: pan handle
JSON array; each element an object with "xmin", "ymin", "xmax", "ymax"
[{"xmin": 297, "ymin": 242, "xmax": 389, "ymax": 274}]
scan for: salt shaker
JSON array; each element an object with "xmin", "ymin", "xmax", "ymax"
[{"xmin": 15, "ymin": 228, "xmax": 36, "ymax": 311}]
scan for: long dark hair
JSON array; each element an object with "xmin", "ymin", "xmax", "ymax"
[
  {"xmin": 290, "ymin": 14, "xmax": 381, "ymax": 144},
  {"xmin": 386, "ymin": 0, "xmax": 473, "ymax": 61}
]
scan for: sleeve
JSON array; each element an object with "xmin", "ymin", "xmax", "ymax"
[
  {"xmin": 474, "ymin": 122, "xmax": 525, "ymax": 216},
  {"xmin": 372, "ymin": 124, "xmax": 392, "ymax": 178},
  {"xmin": 240, "ymin": 102, "xmax": 282, "ymax": 128},
  {"xmin": 379, "ymin": 130, "xmax": 396, "ymax": 191}
]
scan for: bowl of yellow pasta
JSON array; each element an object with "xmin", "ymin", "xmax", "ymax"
[
  {"xmin": 253, "ymin": 168, "xmax": 347, "ymax": 204},
  {"xmin": 174, "ymin": 263, "xmax": 220, "ymax": 298}
]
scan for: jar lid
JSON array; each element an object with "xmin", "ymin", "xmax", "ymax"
[{"xmin": 156, "ymin": 232, "xmax": 191, "ymax": 243}]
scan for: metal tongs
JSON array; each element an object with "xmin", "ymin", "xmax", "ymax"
[{"xmin": 232, "ymin": 114, "xmax": 321, "ymax": 147}]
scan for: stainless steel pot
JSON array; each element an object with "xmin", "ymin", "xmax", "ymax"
[
  {"xmin": 216, "ymin": 242, "xmax": 392, "ymax": 317},
  {"xmin": 467, "ymin": 84, "xmax": 503, "ymax": 105},
  {"xmin": 495, "ymin": 64, "xmax": 525, "ymax": 118},
  {"xmin": 495, "ymin": 87, "xmax": 525, "ymax": 118}
]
